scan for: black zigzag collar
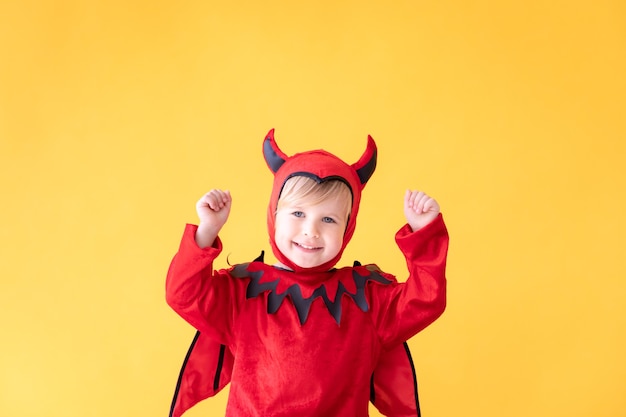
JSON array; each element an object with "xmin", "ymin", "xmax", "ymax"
[{"xmin": 231, "ymin": 255, "xmax": 392, "ymax": 325}]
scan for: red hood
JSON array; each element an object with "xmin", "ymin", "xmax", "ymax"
[{"xmin": 263, "ymin": 129, "xmax": 377, "ymax": 272}]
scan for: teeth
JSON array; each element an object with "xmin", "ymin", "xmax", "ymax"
[{"xmin": 297, "ymin": 243, "xmax": 319, "ymax": 250}]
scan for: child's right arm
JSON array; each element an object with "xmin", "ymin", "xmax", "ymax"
[
  {"xmin": 194, "ymin": 189, "xmax": 232, "ymax": 248},
  {"xmin": 165, "ymin": 189, "xmax": 238, "ymax": 342}
]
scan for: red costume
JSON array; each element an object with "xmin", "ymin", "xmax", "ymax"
[{"xmin": 166, "ymin": 130, "xmax": 448, "ymax": 417}]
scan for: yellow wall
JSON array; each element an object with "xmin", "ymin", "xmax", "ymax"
[{"xmin": 2, "ymin": 1, "xmax": 625, "ymax": 416}]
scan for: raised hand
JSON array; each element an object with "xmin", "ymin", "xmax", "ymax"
[
  {"xmin": 194, "ymin": 189, "xmax": 232, "ymax": 248},
  {"xmin": 404, "ymin": 190, "xmax": 440, "ymax": 232}
]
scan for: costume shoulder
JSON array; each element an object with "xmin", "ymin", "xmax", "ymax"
[{"xmin": 355, "ymin": 261, "xmax": 399, "ymax": 283}]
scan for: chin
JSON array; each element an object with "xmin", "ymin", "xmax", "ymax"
[
  {"xmin": 291, "ymin": 257, "xmax": 326, "ymax": 269},
  {"xmin": 294, "ymin": 261, "xmax": 319, "ymax": 269}
]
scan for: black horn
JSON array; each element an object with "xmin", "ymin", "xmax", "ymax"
[{"xmin": 263, "ymin": 129, "xmax": 287, "ymax": 173}]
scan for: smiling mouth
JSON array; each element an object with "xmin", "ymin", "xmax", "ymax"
[{"xmin": 294, "ymin": 242, "xmax": 322, "ymax": 251}]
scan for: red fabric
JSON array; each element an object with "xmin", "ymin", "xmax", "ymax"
[
  {"xmin": 166, "ymin": 216, "xmax": 448, "ymax": 416},
  {"xmin": 169, "ymin": 332, "xmax": 233, "ymax": 417},
  {"xmin": 166, "ymin": 131, "xmax": 448, "ymax": 416},
  {"xmin": 372, "ymin": 343, "xmax": 421, "ymax": 417},
  {"xmin": 170, "ymin": 334, "xmax": 422, "ymax": 417}
]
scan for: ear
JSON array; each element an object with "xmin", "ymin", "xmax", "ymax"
[
  {"xmin": 352, "ymin": 135, "xmax": 377, "ymax": 186},
  {"xmin": 263, "ymin": 129, "xmax": 288, "ymax": 173}
]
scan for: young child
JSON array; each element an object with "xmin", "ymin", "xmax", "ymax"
[{"xmin": 166, "ymin": 129, "xmax": 448, "ymax": 417}]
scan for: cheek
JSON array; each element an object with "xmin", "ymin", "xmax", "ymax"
[
  {"xmin": 328, "ymin": 229, "xmax": 345, "ymax": 250},
  {"xmin": 275, "ymin": 221, "xmax": 294, "ymax": 241},
  {"xmin": 274, "ymin": 226, "xmax": 286, "ymax": 242},
  {"xmin": 274, "ymin": 230, "xmax": 290, "ymax": 253}
]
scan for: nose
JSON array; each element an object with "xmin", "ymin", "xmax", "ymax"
[{"xmin": 303, "ymin": 220, "xmax": 319, "ymax": 238}]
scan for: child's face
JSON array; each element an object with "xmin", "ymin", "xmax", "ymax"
[{"xmin": 274, "ymin": 196, "xmax": 349, "ymax": 270}]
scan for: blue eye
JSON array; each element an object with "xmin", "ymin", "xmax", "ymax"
[
  {"xmin": 322, "ymin": 217, "xmax": 336, "ymax": 223},
  {"xmin": 292, "ymin": 211, "xmax": 304, "ymax": 218}
]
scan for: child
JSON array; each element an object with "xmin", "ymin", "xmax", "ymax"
[{"xmin": 166, "ymin": 129, "xmax": 448, "ymax": 417}]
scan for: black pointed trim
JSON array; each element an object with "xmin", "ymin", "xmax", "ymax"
[
  {"xmin": 169, "ymin": 331, "xmax": 201, "ymax": 417},
  {"xmin": 232, "ymin": 263, "xmax": 392, "ymax": 325},
  {"xmin": 253, "ymin": 251, "xmax": 264, "ymax": 263}
]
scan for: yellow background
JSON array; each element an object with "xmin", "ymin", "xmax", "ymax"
[{"xmin": 1, "ymin": 1, "xmax": 625, "ymax": 416}]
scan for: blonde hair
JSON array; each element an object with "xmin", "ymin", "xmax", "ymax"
[{"xmin": 277, "ymin": 176, "xmax": 352, "ymax": 218}]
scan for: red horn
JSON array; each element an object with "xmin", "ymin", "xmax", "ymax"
[{"xmin": 352, "ymin": 135, "xmax": 377, "ymax": 186}]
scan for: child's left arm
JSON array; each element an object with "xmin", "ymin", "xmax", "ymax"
[{"xmin": 370, "ymin": 190, "xmax": 448, "ymax": 348}]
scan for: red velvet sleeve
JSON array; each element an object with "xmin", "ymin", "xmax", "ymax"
[
  {"xmin": 165, "ymin": 224, "xmax": 242, "ymax": 345},
  {"xmin": 371, "ymin": 213, "xmax": 448, "ymax": 348}
]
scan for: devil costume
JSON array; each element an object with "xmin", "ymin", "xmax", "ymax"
[{"xmin": 166, "ymin": 130, "xmax": 448, "ymax": 417}]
